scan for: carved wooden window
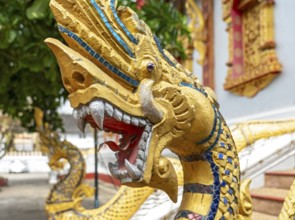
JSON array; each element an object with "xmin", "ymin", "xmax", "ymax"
[{"xmin": 222, "ymin": 0, "xmax": 282, "ymax": 97}]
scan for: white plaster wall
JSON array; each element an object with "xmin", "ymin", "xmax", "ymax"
[{"xmin": 212, "ymin": 0, "xmax": 295, "ymax": 121}]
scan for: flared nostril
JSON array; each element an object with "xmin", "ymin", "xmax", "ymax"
[
  {"xmin": 62, "ymin": 71, "xmax": 88, "ymax": 93},
  {"xmin": 72, "ymin": 71, "xmax": 85, "ymax": 84}
]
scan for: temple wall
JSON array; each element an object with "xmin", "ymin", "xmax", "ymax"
[{"xmin": 210, "ymin": 0, "xmax": 295, "ymax": 122}]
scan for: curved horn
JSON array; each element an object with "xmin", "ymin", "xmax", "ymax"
[{"xmin": 138, "ymin": 79, "xmax": 163, "ymax": 124}]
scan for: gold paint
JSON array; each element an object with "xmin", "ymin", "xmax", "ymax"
[
  {"xmin": 231, "ymin": 119, "xmax": 295, "ymax": 152},
  {"xmin": 185, "ymin": 0, "xmax": 206, "ymax": 66},
  {"xmin": 181, "ymin": 161, "xmax": 213, "ymax": 185},
  {"xmin": 239, "ymin": 179, "xmax": 252, "ymax": 220},
  {"xmin": 223, "ymin": 0, "xmax": 282, "ymax": 97},
  {"xmin": 279, "ymin": 179, "xmax": 295, "ymax": 219},
  {"xmin": 46, "ymin": 0, "xmax": 295, "ymax": 219},
  {"xmin": 47, "ymin": 0, "xmax": 237, "ymax": 216},
  {"xmin": 180, "ymin": 193, "xmax": 212, "ymax": 215}
]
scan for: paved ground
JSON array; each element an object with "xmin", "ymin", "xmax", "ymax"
[
  {"xmin": 0, "ymin": 173, "xmax": 50, "ymax": 220},
  {"xmin": 0, "ymin": 173, "xmax": 117, "ymax": 220}
]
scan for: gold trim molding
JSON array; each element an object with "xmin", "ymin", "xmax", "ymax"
[{"xmin": 222, "ymin": 0, "xmax": 282, "ymax": 97}]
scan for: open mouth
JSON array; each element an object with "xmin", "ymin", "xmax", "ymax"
[{"xmin": 72, "ymin": 99, "xmax": 152, "ymax": 183}]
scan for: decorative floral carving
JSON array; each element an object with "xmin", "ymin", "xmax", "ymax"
[{"xmin": 222, "ymin": 0, "xmax": 282, "ymax": 97}]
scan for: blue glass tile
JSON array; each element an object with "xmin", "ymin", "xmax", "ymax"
[
  {"xmin": 90, "ymin": 0, "xmax": 135, "ymax": 58},
  {"xmin": 57, "ymin": 25, "xmax": 139, "ymax": 87},
  {"xmin": 221, "ymin": 181, "xmax": 226, "ymax": 187},
  {"xmin": 220, "ymin": 142, "xmax": 225, "ymax": 147},
  {"xmin": 205, "ymin": 152, "xmax": 220, "ymax": 219},
  {"xmin": 225, "ymin": 170, "xmax": 230, "ymax": 175},
  {"xmin": 90, "ymin": 50, "xmax": 95, "ymax": 56},
  {"xmin": 207, "ymin": 214, "xmax": 214, "ymax": 220},
  {"xmin": 228, "ymin": 207, "xmax": 234, "ymax": 214},
  {"xmin": 227, "ymin": 157, "xmax": 233, "ymax": 163},
  {"xmin": 110, "ymin": 0, "xmax": 138, "ymax": 44},
  {"xmin": 85, "ymin": 45, "xmax": 91, "ymax": 52},
  {"xmin": 223, "ymin": 198, "xmax": 228, "ymax": 205},
  {"xmin": 77, "ymin": 38, "xmax": 83, "ymax": 45},
  {"xmin": 228, "ymin": 188, "xmax": 233, "ymax": 195},
  {"xmin": 153, "ymin": 35, "xmax": 176, "ymax": 67},
  {"xmin": 218, "ymin": 153, "xmax": 224, "ymax": 159},
  {"xmin": 68, "ymin": 31, "xmax": 73, "ymax": 37}
]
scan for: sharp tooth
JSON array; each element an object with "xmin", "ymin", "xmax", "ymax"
[
  {"xmin": 89, "ymin": 100, "xmax": 105, "ymax": 129},
  {"xmin": 73, "ymin": 109, "xmax": 86, "ymax": 133},
  {"xmin": 139, "ymin": 140, "xmax": 146, "ymax": 150},
  {"xmin": 73, "ymin": 109, "xmax": 79, "ymax": 119},
  {"xmin": 108, "ymin": 162, "xmax": 120, "ymax": 179},
  {"xmin": 120, "ymin": 170, "xmax": 128, "ymax": 179},
  {"xmin": 141, "ymin": 131, "xmax": 149, "ymax": 141},
  {"xmin": 121, "ymin": 177, "xmax": 133, "ymax": 183},
  {"xmin": 137, "ymin": 150, "xmax": 145, "ymax": 160},
  {"xmin": 138, "ymin": 119, "xmax": 147, "ymax": 127},
  {"xmin": 131, "ymin": 117, "xmax": 139, "ymax": 126},
  {"xmin": 80, "ymin": 106, "xmax": 88, "ymax": 118},
  {"xmin": 85, "ymin": 105, "xmax": 91, "ymax": 115},
  {"xmin": 76, "ymin": 118, "xmax": 86, "ymax": 133},
  {"xmin": 114, "ymin": 109, "xmax": 123, "ymax": 121},
  {"xmin": 122, "ymin": 114, "xmax": 131, "ymax": 124},
  {"xmin": 135, "ymin": 159, "xmax": 144, "ymax": 170},
  {"xmin": 105, "ymin": 103, "xmax": 114, "ymax": 117},
  {"xmin": 125, "ymin": 159, "xmax": 142, "ymax": 180},
  {"xmin": 144, "ymin": 124, "xmax": 152, "ymax": 132}
]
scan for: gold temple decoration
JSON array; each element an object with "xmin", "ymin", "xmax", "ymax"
[
  {"xmin": 184, "ymin": 0, "xmax": 215, "ymax": 90},
  {"xmin": 222, "ymin": 0, "xmax": 282, "ymax": 97},
  {"xmin": 46, "ymin": 0, "xmax": 244, "ymax": 217},
  {"xmin": 185, "ymin": 0, "xmax": 206, "ymax": 66},
  {"xmin": 279, "ymin": 179, "xmax": 295, "ymax": 220},
  {"xmin": 45, "ymin": 0, "xmax": 295, "ymax": 219},
  {"xmin": 231, "ymin": 119, "xmax": 295, "ymax": 152},
  {"xmin": 34, "ymin": 107, "xmax": 157, "ymax": 219}
]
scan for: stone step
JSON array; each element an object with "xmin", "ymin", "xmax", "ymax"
[
  {"xmin": 252, "ymin": 211, "xmax": 277, "ymax": 220},
  {"xmin": 251, "ymin": 187, "xmax": 288, "ymax": 216},
  {"xmin": 265, "ymin": 169, "xmax": 295, "ymax": 189}
]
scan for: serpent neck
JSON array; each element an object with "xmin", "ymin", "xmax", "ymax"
[{"xmin": 175, "ymin": 116, "xmax": 240, "ymax": 220}]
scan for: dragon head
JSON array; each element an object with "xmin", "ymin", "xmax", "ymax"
[{"xmin": 46, "ymin": 0, "xmax": 216, "ymax": 202}]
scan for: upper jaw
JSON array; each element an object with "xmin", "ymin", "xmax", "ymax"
[{"xmin": 72, "ymin": 98, "xmax": 153, "ymax": 183}]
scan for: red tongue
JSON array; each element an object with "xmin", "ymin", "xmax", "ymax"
[
  {"xmin": 100, "ymin": 136, "xmax": 133, "ymax": 152},
  {"xmin": 101, "ymin": 141, "xmax": 121, "ymax": 152}
]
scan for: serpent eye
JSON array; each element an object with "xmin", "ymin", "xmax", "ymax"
[{"xmin": 147, "ymin": 63, "xmax": 155, "ymax": 72}]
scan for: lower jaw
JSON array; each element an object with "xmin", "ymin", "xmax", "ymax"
[{"xmin": 108, "ymin": 122, "xmax": 152, "ymax": 183}]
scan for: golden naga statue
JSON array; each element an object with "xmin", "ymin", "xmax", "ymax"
[{"xmin": 44, "ymin": 0, "xmax": 295, "ymax": 219}]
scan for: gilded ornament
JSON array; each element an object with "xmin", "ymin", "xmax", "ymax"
[
  {"xmin": 45, "ymin": 0, "xmax": 295, "ymax": 219},
  {"xmin": 222, "ymin": 0, "xmax": 282, "ymax": 97}
]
